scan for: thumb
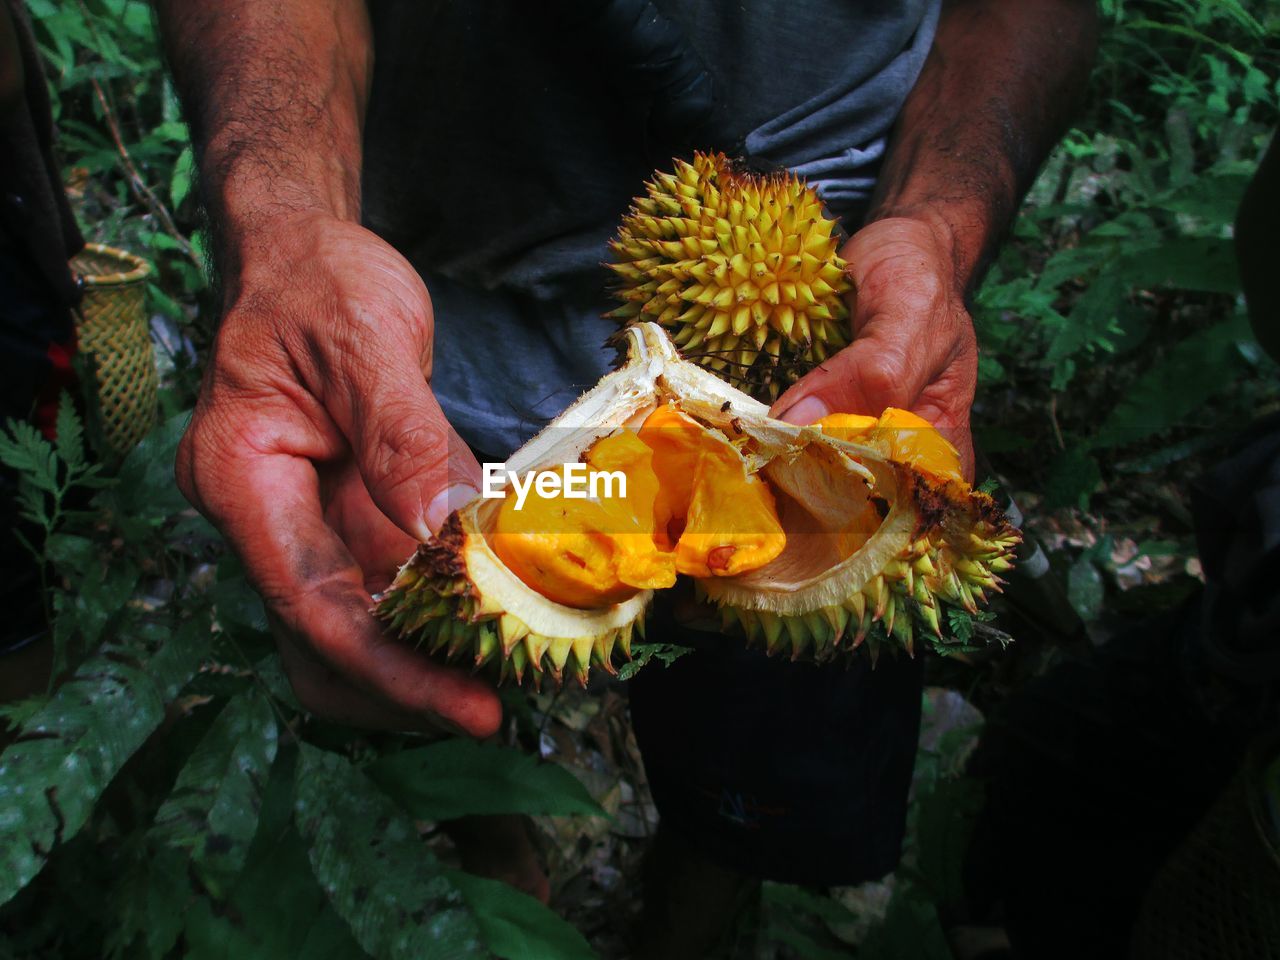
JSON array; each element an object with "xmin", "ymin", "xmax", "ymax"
[
  {"xmin": 331, "ymin": 363, "xmax": 481, "ymax": 540},
  {"xmin": 771, "ymin": 331, "xmax": 930, "ymax": 425}
]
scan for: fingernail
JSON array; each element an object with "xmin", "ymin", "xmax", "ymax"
[
  {"xmin": 777, "ymin": 395, "xmax": 830, "ymax": 426},
  {"xmin": 423, "ymin": 483, "xmax": 479, "ymax": 538}
]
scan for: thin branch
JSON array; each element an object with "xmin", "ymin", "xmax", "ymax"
[
  {"xmin": 1048, "ymin": 394, "xmax": 1066, "ymax": 451},
  {"xmin": 89, "ymin": 76, "xmax": 197, "ymax": 265}
]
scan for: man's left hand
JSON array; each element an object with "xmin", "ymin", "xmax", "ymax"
[{"xmin": 771, "ymin": 216, "xmax": 978, "ymax": 481}]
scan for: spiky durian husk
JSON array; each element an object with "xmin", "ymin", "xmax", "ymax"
[
  {"xmin": 375, "ymin": 515, "xmax": 644, "ymax": 689},
  {"xmin": 374, "ymin": 323, "xmax": 1020, "ymax": 687},
  {"xmin": 705, "ymin": 470, "xmax": 1020, "ymax": 665},
  {"xmin": 606, "ymin": 152, "xmax": 853, "ymax": 401}
]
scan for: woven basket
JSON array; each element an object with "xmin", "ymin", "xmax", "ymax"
[
  {"xmin": 70, "ymin": 243, "xmax": 158, "ymax": 455},
  {"xmin": 1131, "ymin": 739, "xmax": 1280, "ymax": 960}
]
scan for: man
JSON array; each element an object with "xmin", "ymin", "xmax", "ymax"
[{"xmin": 156, "ymin": 0, "xmax": 1096, "ymax": 951}]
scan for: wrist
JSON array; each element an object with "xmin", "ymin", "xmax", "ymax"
[
  {"xmin": 210, "ymin": 189, "xmax": 353, "ymax": 299},
  {"xmin": 863, "ymin": 201, "xmax": 993, "ymax": 300},
  {"xmin": 200, "ymin": 132, "xmax": 362, "ymax": 289}
]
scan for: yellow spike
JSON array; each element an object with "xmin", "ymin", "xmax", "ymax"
[
  {"xmin": 570, "ymin": 635, "xmax": 595, "ymax": 676},
  {"xmin": 499, "ymin": 613, "xmax": 529, "ymax": 654},
  {"xmin": 868, "ymin": 575, "xmax": 889, "ymax": 621},
  {"xmin": 548, "ymin": 636, "xmax": 574, "ymax": 673},
  {"xmin": 524, "ymin": 632, "xmax": 552, "ymax": 666},
  {"xmin": 776, "ymin": 304, "xmax": 795, "ymax": 337}
]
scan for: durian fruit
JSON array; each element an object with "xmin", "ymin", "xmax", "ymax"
[
  {"xmin": 374, "ymin": 323, "xmax": 1019, "ymax": 687},
  {"xmin": 606, "ymin": 151, "xmax": 853, "ymax": 401}
]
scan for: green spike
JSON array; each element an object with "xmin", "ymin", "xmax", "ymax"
[
  {"xmin": 864, "ymin": 630, "xmax": 882, "ymax": 668},
  {"xmin": 784, "ymin": 615, "xmax": 811, "ymax": 661},
  {"xmin": 509, "ymin": 641, "xmax": 529, "ymax": 684},
  {"xmin": 821, "ymin": 604, "xmax": 850, "ymax": 644},
  {"xmin": 804, "ymin": 611, "xmax": 833, "ymax": 659},
  {"xmin": 474, "ymin": 622, "xmax": 499, "ymax": 668},
  {"xmin": 916, "ymin": 600, "xmax": 941, "ymax": 638},
  {"xmin": 446, "ymin": 620, "xmax": 475, "ymax": 661},
  {"xmin": 757, "ymin": 611, "xmax": 785, "ymax": 654},
  {"xmin": 891, "ymin": 605, "xmax": 914, "ymax": 656},
  {"xmin": 428, "ymin": 617, "xmax": 453, "ymax": 656}
]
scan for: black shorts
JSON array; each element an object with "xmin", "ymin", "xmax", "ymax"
[{"xmin": 628, "ymin": 600, "xmax": 924, "ymax": 886}]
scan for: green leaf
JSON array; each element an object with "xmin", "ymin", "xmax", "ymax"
[
  {"xmin": 448, "ymin": 869, "xmax": 596, "ymax": 960},
  {"xmin": 110, "ymin": 412, "xmax": 192, "ymax": 520},
  {"xmin": 53, "ymin": 393, "xmax": 85, "ymax": 469},
  {"xmin": 616, "ymin": 641, "xmax": 693, "ymax": 681},
  {"xmin": 104, "ymin": 843, "xmax": 189, "ymax": 960},
  {"xmin": 1044, "ymin": 446, "xmax": 1102, "ymax": 510},
  {"xmin": 857, "ymin": 881, "xmax": 952, "ymax": 960},
  {"xmin": 762, "ymin": 883, "xmax": 860, "ymax": 928},
  {"xmin": 293, "ymin": 744, "xmax": 484, "ymax": 959},
  {"xmin": 0, "ymin": 697, "xmax": 49, "ymax": 733},
  {"xmin": 1046, "ymin": 271, "xmax": 1123, "ymax": 366},
  {"xmin": 183, "ymin": 748, "xmax": 369, "ymax": 960},
  {"xmin": 170, "ymin": 144, "xmax": 195, "ymax": 209},
  {"xmin": 1114, "ymin": 237, "xmax": 1240, "ymax": 295},
  {"xmin": 0, "ymin": 621, "xmax": 206, "ymax": 905},
  {"xmin": 1067, "ymin": 554, "xmax": 1105, "ymax": 623},
  {"xmin": 45, "ymin": 537, "xmax": 141, "ymax": 648},
  {"xmin": 210, "ymin": 574, "xmax": 270, "ymax": 639},
  {"xmin": 911, "ymin": 775, "xmax": 984, "ymax": 906},
  {"xmin": 1091, "ymin": 316, "xmax": 1252, "ymax": 449},
  {"xmin": 0, "ymin": 418, "xmax": 59, "ymax": 495},
  {"xmin": 365, "ymin": 738, "xmax": 605, "ymax": 822},
  {"xmin": 151, "ymin": 689, "xmax": 278, "ymax": 896}
]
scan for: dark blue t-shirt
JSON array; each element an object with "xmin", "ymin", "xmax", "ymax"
[{"xmin": 362, "ymin": 1, "xmax": 940, "ymax": 456}]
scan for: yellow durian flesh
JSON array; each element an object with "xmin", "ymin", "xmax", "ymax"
[
  {"xmin": 490, "ymin": 404, "xmax": 787, "ymax": 608},
  {"xmin": 817, "ymin": 408, "xmax": 965, "ymax": 484},
  {"xmin": 636, "ymin": 404, "xmax": 786, "ymax": 578},
  {"xmin": 373, "ymin": 323, "xmax": 1019, "ymax": 685},
  {"xmin": 490, "ymin": 431, "xmax": 675, "ymax": 609}
]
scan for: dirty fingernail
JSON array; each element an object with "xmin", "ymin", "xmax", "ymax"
[
  {"xmin": 777, "ymin": 396, "xmax": 830, "ymax": 425},
  {"xmin": 423, "ymin": 484, "xmax": 479, "ymax": 538}
]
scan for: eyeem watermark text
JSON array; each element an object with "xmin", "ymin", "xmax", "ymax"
[{"xmin": 482, "ymin": 463, "xmax": 627, "ymax": 511}]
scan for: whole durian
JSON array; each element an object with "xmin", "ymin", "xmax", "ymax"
[
  {"xmin": 606, "ymin": 152, "xmax": 853, "ymax": 400},
  {"xmin": 374, "ymin": 324, "xmax": 1018, "ymax": 688}
]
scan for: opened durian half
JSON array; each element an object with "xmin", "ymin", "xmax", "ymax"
[{"xmin": 374, "ymin": 323, "xmax": 1019, "ymax": 687}]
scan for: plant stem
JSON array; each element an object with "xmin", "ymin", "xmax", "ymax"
[{"xmin": 89, "ymin": 76, "xmax": 196, "ymax": 265}]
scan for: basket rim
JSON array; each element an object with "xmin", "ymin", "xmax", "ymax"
[{"xmin": 72, "ymin": 242, "xmax": 152, "ymax": 287}]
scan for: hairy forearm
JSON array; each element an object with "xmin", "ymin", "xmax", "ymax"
[
  {"xmin": 869, "ymin": 0, "xmax": 1098, "ymax": 294},
  {"xmin": 155, "ymin": 0, "xmax": 373, "ymax": 275}
]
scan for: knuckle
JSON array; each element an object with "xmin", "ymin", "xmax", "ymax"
[
  {"xmin": 364, "ymin": 413, "xmax": 447, "ymax": 495},
  {"xmin": 857, "ymin": 353, "xmax": 911, "ymax": 408}
]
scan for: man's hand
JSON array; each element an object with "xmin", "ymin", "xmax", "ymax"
[
  {"xmin": 774, "ymin": 0, "xmax": 1097, "ymax": 482},
  {"xmin": 773, "ymin": 217, "xmax": 978, "ymax": 479},
  {"xmin": 176, "ymin": 214, "xmax": 498, "ymax": 735}
]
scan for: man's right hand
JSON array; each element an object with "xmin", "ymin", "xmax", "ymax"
[{"xmin": 176, "ymin": 213, "xmax": 500, "ymax": 736}]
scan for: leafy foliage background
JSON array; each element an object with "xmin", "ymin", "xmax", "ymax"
[{"xmin": 0, "ymin": 0, "xmax": 1277, "ymax": 957}]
